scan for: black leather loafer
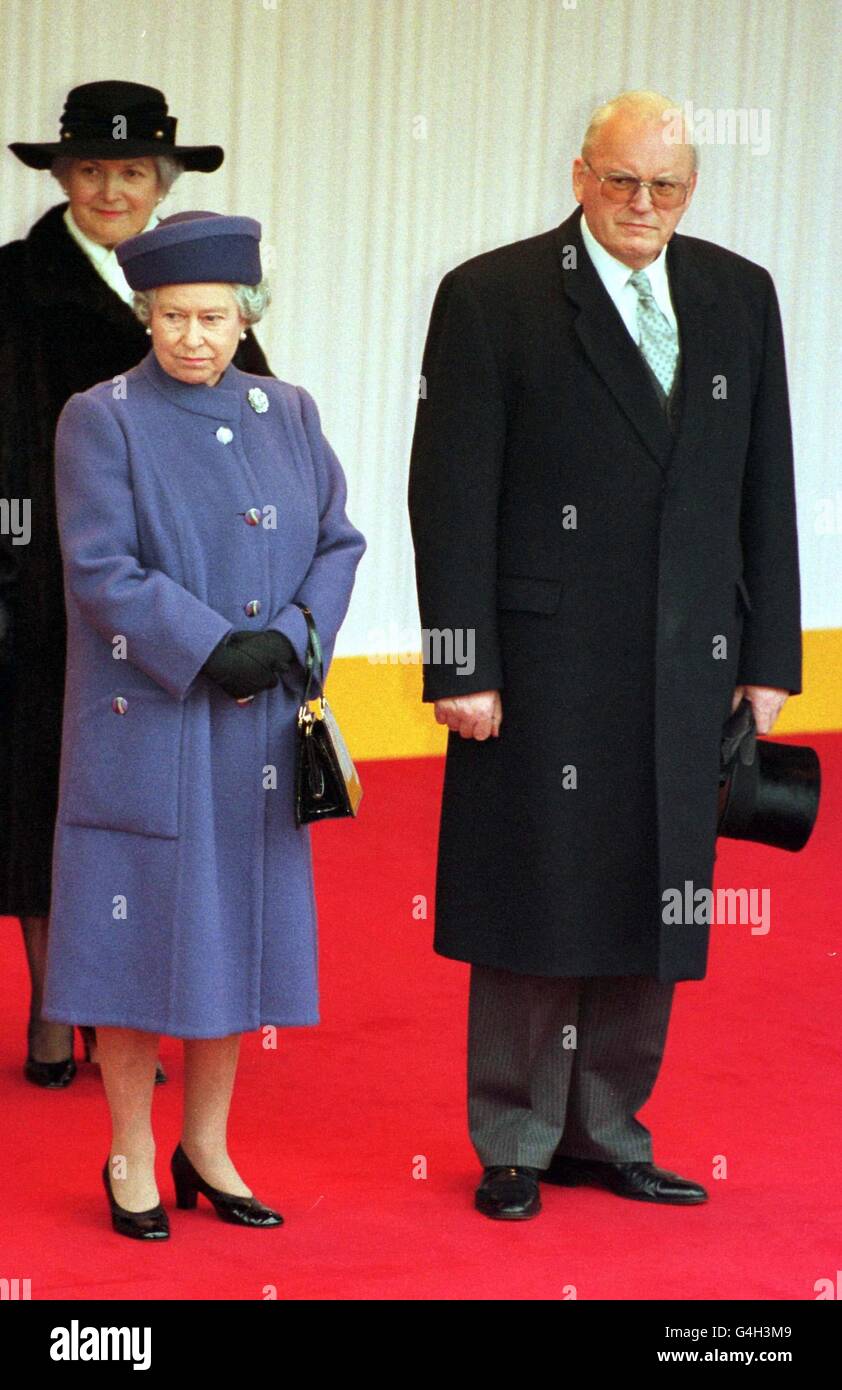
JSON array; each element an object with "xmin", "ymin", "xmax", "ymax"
[
  {"xmin": 475, "ymin": 1165, "xmax": 542, "ymax": 1220},
  {"xmin": 543, "ymin": 1156, "xmax": 708, "ymax": 1205}
]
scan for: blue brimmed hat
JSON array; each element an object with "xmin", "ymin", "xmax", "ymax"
[{"xmin": 116, "ymin": 210, "xmax": 262, "ymax": 289}]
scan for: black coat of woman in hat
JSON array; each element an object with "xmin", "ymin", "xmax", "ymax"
[{"xmin": 0, "ymin": 81, "xmax": 272, "ymax": 1088}]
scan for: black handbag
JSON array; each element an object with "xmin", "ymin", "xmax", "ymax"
[{"xmin": 293, "ymin": 603, "xmax": 363, "ymax": 826}]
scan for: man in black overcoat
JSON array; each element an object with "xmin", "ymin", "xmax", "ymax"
[{"xmin": 408, "ymin": 90, "xmax": 801, "ymax": 1219}]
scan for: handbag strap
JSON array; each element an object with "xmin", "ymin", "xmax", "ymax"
[{"xmin": 293, "ymin": 602, "xmax": 324, "ymax": 705}]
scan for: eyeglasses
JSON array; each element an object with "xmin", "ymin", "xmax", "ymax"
[{"xmin": 583, "ymin": 159, "xmax": 691, "ymax": 210}]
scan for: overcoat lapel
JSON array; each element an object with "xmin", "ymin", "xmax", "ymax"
[
  {"xmin": 555, "ymin": 210, "xmax": 673, "ymax": 472},
  {"xmin": 552, "ymin": 207, "xmax": 720, "ymax": 477},
  {"xmin": 662, "ymin": 231, "xmax": 722, "ymax": 482}
]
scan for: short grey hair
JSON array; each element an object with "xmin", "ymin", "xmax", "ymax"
[
  {"xmin": 50, "ymin": 153, "xmax": 184, "ymax": 195},
  {"xmin": 581, "ymin": 90, "xmax": 699, "ymax": 174},
  {"xmin": 131, "ymin": 280, "xmax": 272, "ymax": 326}
]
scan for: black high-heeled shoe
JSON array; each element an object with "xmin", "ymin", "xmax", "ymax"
[
  {"xmin": 23, "ymin": 1020, "xmax": 76, "ymax": 1088},
  {"xmin": 20, "ymin": 918, "xmax": 76, "ymax": 1088},
  {"xmin": 102, "ymin": 1160, "xmax": 170, "ymax": 1240},
  {"xmin": 81, "ymin": 1026, "xmax": 168, "ymax": 1084},
  {"xmin": 23, "ymin": 1054, "xmax": 77, "ymax": 1088},
  {"xmin": 170, "ymin": 1143, "xmax": 283, "ymax": 1227}
]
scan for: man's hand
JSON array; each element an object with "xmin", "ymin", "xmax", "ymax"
[
  {"xmin": 434, "ymin": 690, "xmax": 502, "ymax": 741},
  {"xmin": 731, "ymin": 684, "xmax": 789, "ymax": 734}
]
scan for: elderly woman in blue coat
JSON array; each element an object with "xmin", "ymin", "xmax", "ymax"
[{"xmin": 41, "ymin": 212, "xmax": 366, "ymax": 1239}]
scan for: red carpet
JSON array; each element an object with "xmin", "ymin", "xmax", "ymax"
[{"xmin": 4, "ymin": 737, "xmax": 840, "ymax": 1300}]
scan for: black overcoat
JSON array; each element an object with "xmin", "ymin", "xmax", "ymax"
[
  {"xmin": 408, "ymin": 206, "xmax": 802, "ymax": 982},
  {"xmin": 0, "ymin": 203, "xmax": 271, "ymax": 916}
]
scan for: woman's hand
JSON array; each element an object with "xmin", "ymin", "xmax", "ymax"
[{"xmin": 201, "ymin": 630, "xmax": 296, "ymax": 699}]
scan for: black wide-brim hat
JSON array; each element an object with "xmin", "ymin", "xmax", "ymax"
[
  {"xmin": 8, "ymin": 81, "xmax": 223, "ymax": 172},
  {"xmin": 717, "ymin": 700, "xmax": 821, "ymax": 852}
]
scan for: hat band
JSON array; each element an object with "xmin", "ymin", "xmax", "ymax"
[{"xmin": 59, "ymin": 113, "xmax": 177, "ymax": 145}]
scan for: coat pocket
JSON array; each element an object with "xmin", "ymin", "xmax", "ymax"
[
  {"xmin": 60, "ymin": 689, "xmax": 184, "ymax": 839},
  {"xmin": 497, "ymin": 575, "xmax": 562, "ymax": 614}
]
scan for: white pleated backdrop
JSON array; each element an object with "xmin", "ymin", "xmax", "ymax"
[{"xmin": 1, "ymin": 0, "xmax": 839, "ymax": 654}]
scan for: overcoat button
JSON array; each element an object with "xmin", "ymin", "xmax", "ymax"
[
  {"xmin": 244, "ymin": 599, "xmax": 261, "ymax": 617},
  {"xmin": 236, "ymin": 695, "xmax": 255, "ymax": 705},
  {"xmin": 112, "ymin": 696, "xmax": 128, "ymax": 715},
  {"xmin": 216, "ymin": 426, "xmax": 234, "ymax": 444},
  {"xmin": 244, "ymin": 508, "xmax": 261, "ymax": 526}
]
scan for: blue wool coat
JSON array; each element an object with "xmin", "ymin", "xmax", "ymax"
[{"xmin": 42, "ymin": 350, "xmax": 366, "ymax": 1037}]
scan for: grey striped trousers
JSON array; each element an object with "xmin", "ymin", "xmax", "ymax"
[{"xmin": 468, "ymin": 964, "xmax": 675, "ymax": 1169}]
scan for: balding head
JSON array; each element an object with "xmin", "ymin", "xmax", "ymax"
[
  {"xmin": 573, "ymin": 90, "xmax": 698, "ymax": 269},
  {"xmin": 582, "ymin": 91, "xmax": 698, "ymax": 174}
]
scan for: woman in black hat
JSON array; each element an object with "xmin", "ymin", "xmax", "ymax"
[{"xmin": 0, "ymin": 81, "xmax": 272, "ymax": 1089}]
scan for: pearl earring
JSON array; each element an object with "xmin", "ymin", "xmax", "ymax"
[
  {"xmin": 240, "ymin": 331, "xmax": 247, "ymax": 340},
  {"xmin": 145, "ymin": 327, "xmax": 152, "ymax": 336}
]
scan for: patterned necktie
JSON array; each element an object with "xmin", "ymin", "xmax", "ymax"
[{"xmin": 628, "ymin": 269, "xmax": 678, "ymax": 397}]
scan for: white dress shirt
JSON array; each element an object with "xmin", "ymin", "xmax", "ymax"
[
  {"xmin": 62, "ymin": 206, "xmax": 160, "ymax": 305},
  {"xmin": 579, "ymin": 210, "xmax": 678, "ymax": 345}
]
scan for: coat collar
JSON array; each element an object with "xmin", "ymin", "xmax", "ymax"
[
  {"xmin": 138, "ymin": 347, "xmax": 245, "ymax": 420},
  {"xmin": 24, "ymin": 202, "xmax": 147, "ymax": 335},
  {"xmin": 554, "ymin": 205, "xmax": 719, "ymax": 474},
  {"xmin": 63, "ymin": 203, "xmax": 159, "ymax": 303}
]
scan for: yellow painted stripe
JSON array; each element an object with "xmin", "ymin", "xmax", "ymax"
[
  {"xmin": 773, "ymin": 628, "xmax": 842, "ymax": 734},
  {"xmin": 324, "ymin": 628, "xmax": 842, "ymax": 761},
  {"xmin": 324, "ymin": 653, "xmax": 445, "ymax": 761}
]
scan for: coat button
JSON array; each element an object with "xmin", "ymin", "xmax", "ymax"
[
  {"xmin": 216, "ymin": 426, "xmax": 234, "ymax": 444},
  {"xmin": 112, "ymin": 696, "xmax": 128, "ymax": 715},
  {"xmin": 244, "ymin": 508, "xmax": 261, "ymax": 526},
  {"xmin": 244, "ymin": 599, "xmax": 261, "ymax": 617}
]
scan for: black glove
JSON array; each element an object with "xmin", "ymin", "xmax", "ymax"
[
  {"xmin": 234, "ymin": 629, "xmax": 296, "ymax": 673},
  {"xmin": 201, "ymin": 630, "xmax": 296, "ymax": 699}
]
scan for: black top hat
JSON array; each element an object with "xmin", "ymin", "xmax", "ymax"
[
  {"xmin": 8, "ymin": 81, "xmax": 223, "ymax": 172},
  {"xmin": 718, "ymin": 699, "xmax": 821, "ymax": 852}
]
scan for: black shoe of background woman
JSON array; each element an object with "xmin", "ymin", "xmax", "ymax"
[{"xmin": 23, "ymin": 1027, "xmax": 167, "ymax": 1087}]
